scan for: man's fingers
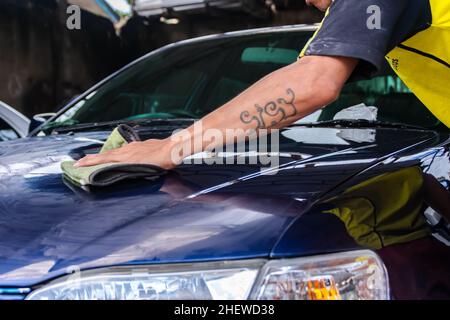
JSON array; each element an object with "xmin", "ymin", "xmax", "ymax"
[
  {"xmin": 74, "ymin": 145, "xmax": 131, "ymax": 167},
  {"xmin": 75, "ymin": 153, "xmax": 112, "ymax": 167}
]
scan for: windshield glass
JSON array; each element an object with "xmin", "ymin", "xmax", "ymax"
[{"xmin": 43, "ymin": 30, "xmax": 441, "ymax": 133}]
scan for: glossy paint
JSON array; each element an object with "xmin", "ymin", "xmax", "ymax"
[
  {"xmin": 0, "ymin": 124, "xmax": 449, "ymax": 301},
  {"xmin": 1, "ymin": 24, "xmax": 449, "ymax": 300}
]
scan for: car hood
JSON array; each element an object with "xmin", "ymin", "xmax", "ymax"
[{"xmin": 0, "ymin": 126, "xmax": 440, "ymax": 286}]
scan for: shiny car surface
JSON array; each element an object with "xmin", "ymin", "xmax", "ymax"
[{"xmin": 0, "ymin": 25, "xmax": 449, "ymax": 300}]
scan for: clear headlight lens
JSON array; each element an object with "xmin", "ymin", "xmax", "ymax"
[
  {"xmin": 26, "ymin": 260, "xmax": 264, "ymax": 300},
  {"xmin": 26, "ymin": 250, "xmax": 389, "ymax": 300},
  {"xmin": 250, "ymin": 250, "xmax": 389, "ymax": 300}
]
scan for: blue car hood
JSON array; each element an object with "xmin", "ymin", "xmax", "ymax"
[{"xmin": 0, "ymin": 127, "xmax": 439, "ymax": 286}]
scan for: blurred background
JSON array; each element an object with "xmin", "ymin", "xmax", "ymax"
[{"xmin": 0, "ymin": 0, "xmax": 323, "ymax": 117}]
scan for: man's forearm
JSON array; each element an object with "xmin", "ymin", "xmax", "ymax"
[
  {"xmin": 75, "ymin": 56, "xmax": 357, "ymax": 169},
  {"xmin": 166, "ymin": 56, "xmax": 357, "ymax": 162}
]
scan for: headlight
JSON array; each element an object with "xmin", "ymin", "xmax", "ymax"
[
  {"xmin": 26, "ymin": 260, "xmax": 263, "ymax": 300},
  {"xmin": 250, "ymin": 250, "xmax": 389, "ymax": 300},
  {"xmin": 26, "ymin": 250, "xmax": 389, "ymax": 300}
]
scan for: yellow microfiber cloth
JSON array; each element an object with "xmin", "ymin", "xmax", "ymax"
[{"xmin": 61, "ymin": 124, "xmax": 166, "ymax": 187}]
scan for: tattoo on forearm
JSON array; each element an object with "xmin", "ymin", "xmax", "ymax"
[{"xmin": 239, "ymin": 88, "xmax": 298, "ymax": 129}]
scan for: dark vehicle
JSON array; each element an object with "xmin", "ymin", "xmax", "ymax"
[
  {"xmin": 0, "ymin": 100, "xmax": 30, "ymax": 141},
  {"xmin": 0, "ymin": 25, "xmax": 449, "ymax": 300}
]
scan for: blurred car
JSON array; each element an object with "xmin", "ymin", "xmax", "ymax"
[
  {"xmin": 0, "ymin": 25, "xmax": 449, "ymax": 300},
  {"xmin": 0, "ymin": 100, "xmax": 30, "ymax": 141}
]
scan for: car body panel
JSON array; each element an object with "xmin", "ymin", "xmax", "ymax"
[{"xmin": 0, "ymin": 125, "xmax": 446, "ymax": 289}]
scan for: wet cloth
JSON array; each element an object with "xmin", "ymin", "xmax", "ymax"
[{"xmin": 61, "ymin": 124, "xmax": 165, "ymax": 187}]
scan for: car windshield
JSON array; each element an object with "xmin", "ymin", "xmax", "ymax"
[{"xmin": 42, "ymin": 29, "xmax": 442, "ymax": 133}]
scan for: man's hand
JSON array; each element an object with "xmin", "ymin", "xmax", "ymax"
[{"xmin": 75, "ymin": 139, "xmax": 177, "ymax": 170}]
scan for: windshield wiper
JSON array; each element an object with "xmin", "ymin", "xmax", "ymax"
[
  {"xmin": 48, "ymin": 118, "xmax": 196, "ymax": 134},
  {"xmin": 47, "ymin": 118, "xmax": 427, "ymax": 135},
  {"xmin": 296, "ymin": 119, "xmax": 426, "ymax": 130}
]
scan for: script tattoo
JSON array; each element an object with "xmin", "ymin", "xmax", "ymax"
[{"xmin": 240, "ymin": 88, "xmax": 298, "ymax": 129}]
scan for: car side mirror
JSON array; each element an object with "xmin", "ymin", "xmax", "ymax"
[{"xmin": 29, "ymin": 113, "xmax": 56, "ymax": 132}]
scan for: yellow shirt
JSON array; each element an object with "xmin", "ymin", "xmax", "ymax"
[{"xmin": 300, "ymin": 0, "xmax": 450, "ymax": 126}]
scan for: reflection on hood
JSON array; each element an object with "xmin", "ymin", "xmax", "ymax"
[
  {"xmin": 282, "ymin": 128, "xmax": 376, "ymax": 145},
  {"xmin": 322, "ymin": 166, "xmax": 430, "ymax": 249}
]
